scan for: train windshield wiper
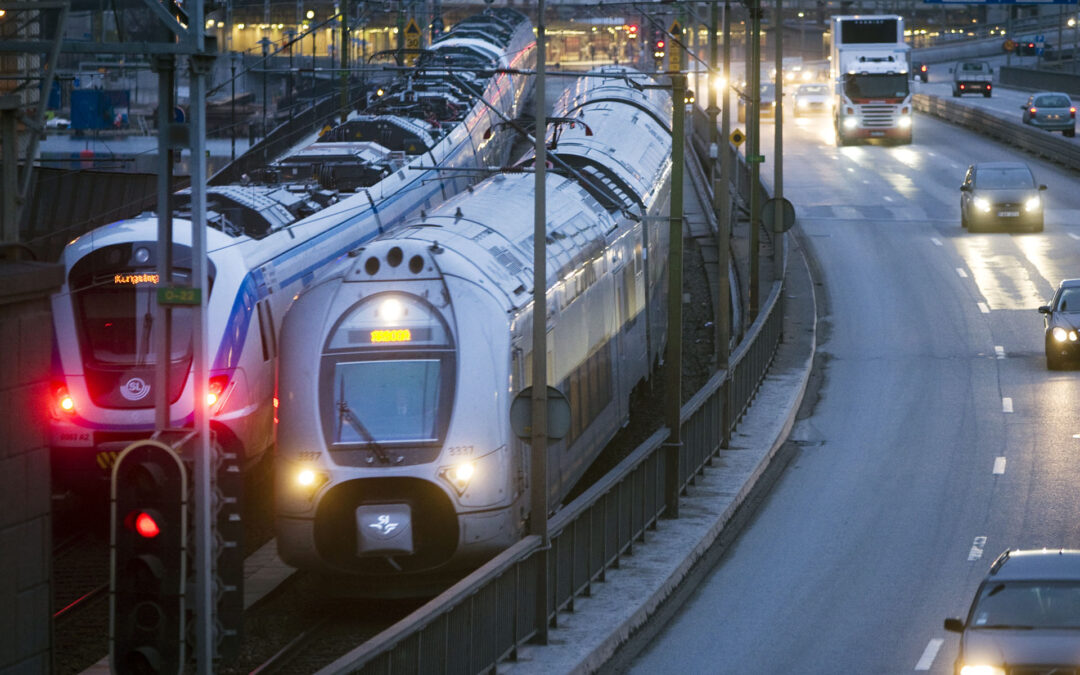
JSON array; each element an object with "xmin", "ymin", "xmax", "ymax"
[
  {"xmin": 337, "ymin": 380, "xmax": 390, "ymax": 464},
  {"xmin": 135, "ymin": 291, "xmax": 153, "ymax": 367}
]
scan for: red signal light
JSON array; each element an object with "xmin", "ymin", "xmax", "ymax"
[
  {"xmin": 1030, "ymin": 107, "xmax": 1037, "ymax": 114},
  {"xmin": 656, "ymin": 39, "xmax": 665, "ymax": 49},
  {"xmin": 132, "ymin": 511, "xmax": 161, "ymax": 538}
]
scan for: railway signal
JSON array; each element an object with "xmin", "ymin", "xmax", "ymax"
[{"xmin": 110, "ymin": 440, "xmax": 187, "ymax": 675}]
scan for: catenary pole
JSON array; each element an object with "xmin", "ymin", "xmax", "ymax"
[
  {"xmin": 774, "ymin": 0, "xmax": 784, "ymax": 280},
  {"xmin": 530, "ymin": 0, "xmax": 549, "ymax": 646}
]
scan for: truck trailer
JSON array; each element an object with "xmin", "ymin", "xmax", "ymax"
[{"xmin": 830, "ymin": 15, "xmax": 913, "ymax": 146}]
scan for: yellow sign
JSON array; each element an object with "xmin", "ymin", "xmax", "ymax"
[
  {"xmin": 669, "ymin": 20, "xmax": 682, "ymax": 71},
  {"xmin": 730, "ymin": 129, "xmax": 746, "ymax": 147},
  {"xmin": 404, "ymin": 18, "xmax": 421, "ymax": 51},
  {"xmin": 371, "ymin": 329, "xmax": 412, "ymax": 343}
]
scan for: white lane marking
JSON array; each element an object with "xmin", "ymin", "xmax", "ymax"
[
  {"xmin": 978, "ymin": 302, "xmax": 990, "ymax": 314},
  {"xmin": 957, "ymin": 268, "xmax": 968, "ymax": 278},
  {"xmin": 884, "ymin": 196, "xmax": 894, "ymax": 202},
  {"xmin": 969, "ymin": 536, "xmax": 988, "ymax": 561},
  {"xmin": 995, "ymin": 345, "xmax": 1005, "ymax": 359},
  {"xmin": 914, "ymin": 638, "xmax": 944, "ymax": 671},
  {"xmin": 1070, "ymin": 233, "xmax": 1080, "ymax": 241},
  {"xmin": 1003, "ymin": 397, "xmax": 1014, "ymax": 413},
  {"xmin": 931, "ymin": 237, "xmax": 943, "ymax": 247},
  {"xmin": 994, "ymin": 456, "xmax": 1006, "ymax": 474}
]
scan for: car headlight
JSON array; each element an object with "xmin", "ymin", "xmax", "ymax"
[
  {"xmin": 959, "ymin": 666, "xmax": 1006, "ymax": 675},
  {"xmin": 898, "ymin": 115, "xmax": 912, "ymax": 129},
  {"xmin": 1053, "ymin": 325, "xmax": 1070, "ymax": 342},
  {"xmin": 798, "ymin": 99, "xmax": 808, "ymax": 108},
  {"xmin": 842, "ymin": 117, "xmax": 858, "ymax": 129},
  {"xmin": 973, "ymin": 197, "xmax": 992, "ymax": 213},
  {"xmin": 1025, "ymin": 195, "xmax": 1041, "ymax": 211}
]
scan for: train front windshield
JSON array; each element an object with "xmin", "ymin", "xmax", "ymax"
[
  {"xmin": 333, "ymin": 360, "xmax": 443, "ymax": 443},
  {"xmin": 321, "ymin": 293, "xmax": 456, "ymax": 448},
  {"xmin": 76, "ymin": 281, "xmax": 194, "ymax": 368}
]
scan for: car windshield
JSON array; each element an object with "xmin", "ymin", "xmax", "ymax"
[
  {"xmin": 761, "ymin": 83, "xmax": 775, "ymax": 100},
  {"xmin": 961, "ymin": 62, "xmax": 989, "ymax": 72},
  {"xmin": 844, "ymin": 73, "xmax": 909, "ymax": 99},
  {"xmin": 1057, "ymin": 288, "xmax": 1080, "ymax": 312},
  {"xmin": 799, "ymin": 85, "xmax": 829, "ymax": 95},
  {"xmin": 975, "ymin": 167, "xmax": 1034, "ymax": 189},
  {"xmin": 1035, "ymin": 95, "xmax": 1071, "ymax": 108},
  {"xmin": 970, "ymin": 581, "xmax": 1080, "ymax": 629}
]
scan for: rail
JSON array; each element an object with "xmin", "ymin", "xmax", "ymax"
[
  {"xmin": 319, "ymin": 108, "xmax": 785, "ymax": 675},
  {"xmin": 912, "ymin": 93, "xmax": 1080, "ymax": 168}
]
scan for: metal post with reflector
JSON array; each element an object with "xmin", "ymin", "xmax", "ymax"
[{"xmin": 110, "ymin": 439, "xmax": 187, "ymax": 675}]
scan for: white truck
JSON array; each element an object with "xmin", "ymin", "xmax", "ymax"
[{"xmin": 830, "ymin": 15, "xmax": 913, "ymax": 146}]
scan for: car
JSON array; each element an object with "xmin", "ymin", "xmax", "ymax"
[
  {"xmin": 945, "ymin": 549, "xmax": 1080, "ymax": 673},
  {"xmin": 912, "ymin": 61, "xmax": 929, "ymax": 83},
  {"xmin": 950, "ymin": 60, "xmax": 993, "ymax": 98},
  {"xmin": 738, "ymin": 82, "xmax": 776, "ymax": 122},
  {"xmin": 791, "ymin": 83, "xmax": 831, "ymax": 116},
  {"xmin": 1021, "ymin": 91, "xmax": 1076, "ymax": 137},
  {"xmin": 960, "ymin": 161, "xmax": 1046, "ymax": 233},
  {"xmin": 45, "ymin": 116, "xmax": 71, "ymax": 129},
  {"xmin": 1039, "ymin": 279, "xmax": 1080, "ymax": 369}
]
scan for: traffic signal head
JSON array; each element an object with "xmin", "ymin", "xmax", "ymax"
[{"xmin": 110, "ymin": 440, "xmax": 187, "ymax": 675}]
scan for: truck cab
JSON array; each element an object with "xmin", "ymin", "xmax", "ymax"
[{"xmin": 950, "ymin": 60, "xmax": 993, "ymax": 98}]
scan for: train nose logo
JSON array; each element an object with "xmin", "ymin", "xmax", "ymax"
[
  {"xmin": 369, "ymin": 514, "xmax": 399, "ymax": 536},
  {"xmin": 121, "ymin": 377, "xmax": 150, "ymax": 401}
]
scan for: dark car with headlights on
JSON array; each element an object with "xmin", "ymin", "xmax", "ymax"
[
  {"xmin": 1039, "ymin": 279, "xmax": 1080, "ymax": 369},
  {"xmin": 1021, "ymin": 91, "xmax": 1076, "ymax": 137},
  {"xmin": 960, "ymin": 162, "xmax": 1046, "ymax": 233},
  {"xmin": 945, "ymin": 549, "xmax": 1080, "ymax": 674}
]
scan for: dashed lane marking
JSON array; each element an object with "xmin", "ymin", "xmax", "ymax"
[
  {"xmin": 1003, "ymin": 397, "xmax": 1014, "ymax": 413},
  {"xmin": 969, "ymin": 536, "xmax": 987, "ymax": 561},
  {"xmin": 931, "ymin": 237, "xmax": 943, "ymax": 246},
  {"xmin": 995, "ymin": 345, "xmax": 1005, "ymax": 359},
  {"xmin": 957, "ymin": 268, "xmax": 968, "ymax": 278},
  {"xmin": 994, "ymin": 457, "xmax": 1006, "ymax": 474},
  {"xmin": 1070, "ymin": 233, "xmax": 1080, "ymax": 241},
  {"xmin": 914, "ymin": 638, "xmax": 944, "ymax": 671},
  {"xmin": 978, "ymin": 302, "xmax": 990, "ymax": 314}
]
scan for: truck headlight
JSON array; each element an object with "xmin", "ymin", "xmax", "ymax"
[
  {"xmin": 842, "ymin": 117, "xmax": 858, "ymax": 129},
  {"xmin": 898, "ymin": 115, "xmax": 912, "ymax": 129},
  {"xmin": 959, "ymin": 666, "xmax": 1006, "ymax": 675},
  {"xmin": 973, "ymin": 197, "xmax": 992, "ymax": 213},
  {"xmin": 1025, "ymin": 195, "xmax": 1041, "ymax": 211}
]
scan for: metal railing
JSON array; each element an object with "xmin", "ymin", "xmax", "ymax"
[{"xmin": 913, "ymin": 93, "xmax": 1080, "ymax": 168}]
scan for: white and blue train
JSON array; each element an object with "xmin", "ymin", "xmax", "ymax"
[
  {"xmin": 48, "ymin": 9, "xmax": 535, "ymax": 494},
  {"xmin": 274, "ymin": 67, "xmax": 673, "ymax": 594}
]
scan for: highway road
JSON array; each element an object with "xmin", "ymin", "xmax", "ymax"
[{"xmin": 631, "ymin": 103, "xmax": 1080, "ymax": 672}]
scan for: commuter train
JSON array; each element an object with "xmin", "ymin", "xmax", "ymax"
[
  {"xmin": 274, "ymin": 67, "xmax": 673, "ymax": 594},
  {"xmin": 48, "ymin": 9, "xmax": 535, "ymax": 494}
]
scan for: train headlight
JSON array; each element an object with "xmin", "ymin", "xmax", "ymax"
[
  {"xmin": 441, "ymin": 461, "xmax": 476, "ymax": 495},
  {"xmin": 379, "ymin": 298, "xmax": 404, "ymax": 322},
  {"xmin": 294, "ymin": 465, "xmax": 328, "ymax": 494},
  {"xmin": 1025, "ymin": 195, "xmax": 1042, "ymax": 212},
  {"xmin": 973, "ymin": 197, "xmax": 992, "ymax": 213},
  {"xmin": 439, "ymin": 446, "xmax": 508, "ymax": 507}
]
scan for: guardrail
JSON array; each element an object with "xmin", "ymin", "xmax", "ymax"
[
  {"xmin": 912, "ymin": 93, "xmax": 1080, "ymax": 168},
  {"xmin": 319, "ymin": 108, "xmax": 786, "ymax": 675}
]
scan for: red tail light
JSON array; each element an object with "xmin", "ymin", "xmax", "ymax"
[
  {"xmin": 53, "ymin": 381, "xmax": 75, "ymax": 415},
  {"xmin": 920, "ymin": 64, "xmax": 927, "ymax": 72},
  {"xmin": 1071, "ymin": 107, "xmax": 1076, "ymax": 118},
  {"xmin": 207, "ymin": 374, "xmax": 230, "ymax": 407},
  {"xmin": 959, "ymin": 84, "xmax": 965, "ymax": 89},
  {"xmin": 273, "ymin": 395, "xmax": 279, "ymax": 425}
]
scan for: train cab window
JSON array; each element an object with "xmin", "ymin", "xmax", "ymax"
[{"xmin": 321, "ymin": 293, "xmax": 456, "ymax": 448}]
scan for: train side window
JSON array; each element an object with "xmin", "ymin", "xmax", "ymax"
[
  {"xmin": 256, "ymin": 301, "xmax": 270, "ymax": 361},
  {"xmin": 266, "ymin": 302, "xmax": 278, "ymax": 357}
]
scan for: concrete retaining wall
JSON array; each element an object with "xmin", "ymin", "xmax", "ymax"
[{"xmin": 0, "ymin": 261, "xmax": 64, "ymax": 674}]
